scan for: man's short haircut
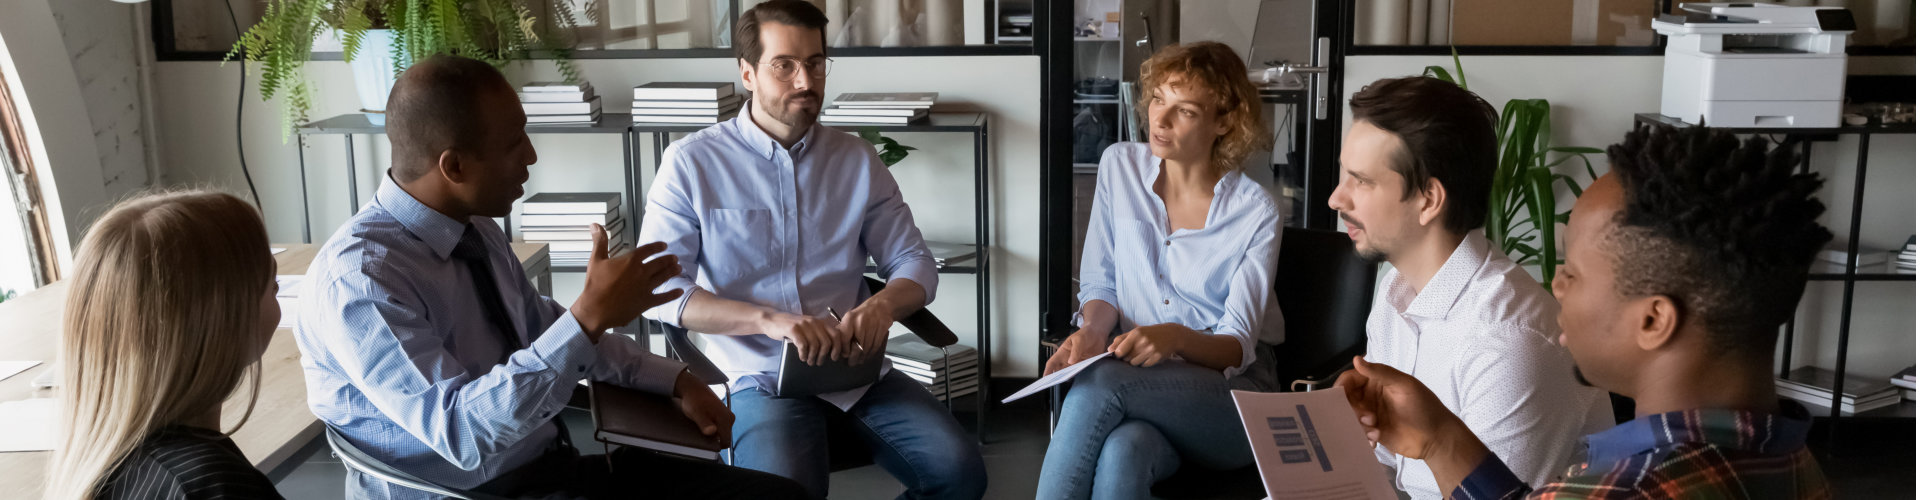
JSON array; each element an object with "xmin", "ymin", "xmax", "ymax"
[
  {"xmin": 386, "ymin": 55, "xmax": 510, "ymax": 183},
  {"xmin": 1604, "ymin": 123, "xmax": 1832, "ymax": 353},
  {"xmin": 734, "ymin": 0, "xmax": 830, "ymax": 64},
  {"xmin": 1347, "ymin": 76, "xmax": 1498, "ymax": 234}
]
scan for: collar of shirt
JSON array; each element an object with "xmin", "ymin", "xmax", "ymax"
[
  {"xmin": 1387, "ymin": 230, "xmax": 1490, "ymax": 321},
  {"xmin": 373, "ymin": 178, "xmax": 468, "ymax": 260},
  {"xmin": 1133, "ymin": 153, "xmax": 1243, "ymax": 233},
  {"xmin": 733, "ymin": 99, "xmax": 819, "ymax": 162},
  {"xmin": 1581, "ymin": 399, "xmax": 1815, "ymax": 469}
]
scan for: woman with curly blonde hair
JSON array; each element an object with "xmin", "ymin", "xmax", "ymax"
[{"xmin": 1038, "ymin": 41, "xmax": 1282, "ymax": 500}]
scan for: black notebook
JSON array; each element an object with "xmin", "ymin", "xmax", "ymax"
[{"xmin": 589, "ymin": 381, "xmax": 727, "ymax": 460}]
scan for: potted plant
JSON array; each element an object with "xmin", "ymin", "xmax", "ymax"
[
  {"xmin": 858, "ymin": 129, "xmax": 918, "ymax": 167},
  {"xmin": 226, "ymin": 0, "xmax": 586, "ymax": 138},
  {"xmin": 1424, "ymin": 51, "xmax": 1602, "ymax": 287}
]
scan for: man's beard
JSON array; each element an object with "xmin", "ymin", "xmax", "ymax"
[
  {"xmin": 765, "ymin": 91, "xmax": 821, "ymax": 129},
  {"xmin": 1356, "ymin": 245, "xmax": 1389, "ymax": 263}
]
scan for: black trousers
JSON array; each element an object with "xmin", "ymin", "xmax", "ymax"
[{"xmin": 475, "ymin": 445, "xmax": 815, "ymax": 500}]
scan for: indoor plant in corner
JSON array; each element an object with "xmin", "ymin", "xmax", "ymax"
[
  {"xmin": 226, "ymin": 0, "xmax": 587, "ymax": 138},
  {"xmin": 1424, "ymin": 52, "xmax": 1602, "ymax": 287}
]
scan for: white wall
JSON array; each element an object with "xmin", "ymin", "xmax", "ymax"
[
  {"xmin": 154, "ymin": 55, "xmax": 1047, "ymax": 376},
  {"xmin": 0, "ymin": 0, "xmax": 112, "ymax": 274},
  {"xmin": 1343, "ymin": 54, "xmax": 1918, "ymax": 380},
  {"xmin": 46, "ymin": 0, "xmax": 154, "ymax": 199}
]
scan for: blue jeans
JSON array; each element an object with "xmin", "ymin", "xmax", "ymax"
[
  {"xmin": 1036, "ymin": 359, "xmax": 1254, "ymax": 500},
  {"xmin": 729, "ymin": 370, "xmax": 988, "ymax": 500}
]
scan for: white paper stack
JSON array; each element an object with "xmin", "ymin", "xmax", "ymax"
[
  {"xmin": 632, "ymin": 82, "xmax": 741, "ymax": 124},
  {"xmin": 520, "ymin": 81, "xmax": 602, "ymax": 125},
  {"xmin": 822, "ymin": 92, "xmax": 937, "ymax": 124},
  {"xmin": 521, "ymin": 193, "xmax": 626, "ymax": 267}
]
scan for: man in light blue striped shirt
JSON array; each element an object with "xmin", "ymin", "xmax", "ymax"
[
  {"xmin": 635, "ymin": 2, "xmax": 985, "ymax": 498},
  {"xmin": 295, "ymin": 55, "xmax": 811, "ymax": 500}
]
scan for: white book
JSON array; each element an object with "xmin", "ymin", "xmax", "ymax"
[
  {"xmin": 1816, "ymin": 247, "xmax": 1889, "ymax": 266},
  {"xmin": 632, "ymin": 94, "xmax": 745, "ymax": 110},
  {"xmin": 524, "ymin": 192, "xmax": 620, "ymax": 215},
  {"xmin": 519, "ymin": 89, "xmax": 595, "ymax": 102},
  {"xmin": 522, "ymin": 209, "xmax": 619, "ymax": 227},
  {"xmin": 528, "ymin": 111, "xmax": 600, "ymax": 124},
  {"xmin": 824, "ymin": 106, "xmax": 923, "ymax": 117},
  {"xmin": 633, "ymin": 82, "xmax": 736, "ymax": 101},
  {"xmin": 523, "ymin": 219, "xmax": 626, "ymax": 241},
  {"xmin": 832, "ymin": 92, "xmax": 938, "ymax": 107},
  {"xmin": 523, "ymin": 97, "xmax": 602, "ymax": 116},
  {"xmin": 630, "ymin": 103, "xmax": 743, "ymax": 116},
  {"xmin": 821, "ymin": 111, "xmax": 927, "ymax": 125},
  {"xmin": 545, "ymin": 235, "xmax": 629, "ymax": 253},
  {"xmin": 633, "ymin": 113, "xmax": 739, "ymax": 125},
  {"xmin": 522, "ymin": 81, "xmax": 594, "ymax": 93}
]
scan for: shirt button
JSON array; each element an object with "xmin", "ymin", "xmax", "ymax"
[
  {"xmin": 578, "ymin": 365, "xmax": 587, "ymax": 373},
  {"xmin": 1164, "ymin": 241, "xmax": 1170, "ymax": 246},
  {"xmin": 1163, "ymin": 299, "xmax": 1170, "ymax": 305}
]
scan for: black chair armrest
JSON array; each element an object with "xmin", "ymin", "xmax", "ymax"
[
  {"xmin": 1288, "ymin": 346, "xmax": 1368, "ymax": 392},
  {"xmin": 863, "ymin": 276, "xmax": 958, "ymax": 348},
  {"xmin": 660, "ymin": 321, "xmax": 730, "ymax": 386}
]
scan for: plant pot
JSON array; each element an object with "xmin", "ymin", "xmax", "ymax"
[{"xmin": 349, "ymin": 29, "xmax": 402, "ymax": 125}]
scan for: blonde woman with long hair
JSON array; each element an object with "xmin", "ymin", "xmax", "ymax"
[{"xmin": 45, "ymin": 190, "xmax": 284, "ymax": 499}]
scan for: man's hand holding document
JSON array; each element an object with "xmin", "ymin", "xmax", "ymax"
[{"xmin": 1230, "ymin": 386, "xmax": 1397, "ymax": 500}]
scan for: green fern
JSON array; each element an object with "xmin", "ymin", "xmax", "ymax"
[{"xmin": 226, "ymin": 0, "xmax": 577, "ymax": 141}]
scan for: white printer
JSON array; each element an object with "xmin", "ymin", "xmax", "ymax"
[{"xmin": 1654, "ymin": 3, "xmax": 1856, "ymax": 128}]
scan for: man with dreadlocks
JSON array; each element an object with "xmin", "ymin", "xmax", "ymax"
[{"xmin": 1334, "ymin": 122, "xmax": 1835, "ymax": 499}]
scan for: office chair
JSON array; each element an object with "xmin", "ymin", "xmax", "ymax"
[
  {"xmin": 325, "ymin": 426, "xmax": 511, "ymax": 500},
  {"xmin": 654, "ymin": 276, "xmax": 962, "ymax": 472},
  {"xmin": 1140, "ymin": 227, "xmax": 1380, "ymax": 499}
]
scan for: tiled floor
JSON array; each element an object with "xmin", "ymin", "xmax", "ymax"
[{"xmin": 274, "ymin": 390, "xmax": 1916, "ymax": 500}]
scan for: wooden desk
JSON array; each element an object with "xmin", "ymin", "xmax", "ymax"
[{"xmin": 0, "ymin": 242, "xmax": 550, "ymax": 497}]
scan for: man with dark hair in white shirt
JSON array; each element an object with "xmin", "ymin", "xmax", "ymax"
[{"xmin": 1326, "ymin": 76, "xmax": 1613, "ymax": 499}]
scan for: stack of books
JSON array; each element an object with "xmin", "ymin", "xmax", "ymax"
[
  {"xmin": 1777, "ymin": 366, "xmax": 1901, "ymax": 415},
  {"xmin": 1814, "ymin": 246, "xmax": 1889, "ymax": 274},
  {"xmin": 632, "ymin": 82, "xmax": 741, "ymax": 124},
  {"xmin": 1893, "ymin": 366, "xmax": 1915, "ymax": 400},
  {"xmin": 886, "ymin": 335, "xmax": 979, "ymax": 402},
  {"xmin": 1897, "ymin": 236, "xmax": 1916, "ymax": 274},
  {"xmin": 520, "ymin": 193, "xmax": 626, "ymax": 268},
  {"xmin": 520, "ymin": 82, "xmax": 602, "ymax": 125},
  {"xmin": 821, "ymin": 92, "xmax": 936, "ymax": 124}
]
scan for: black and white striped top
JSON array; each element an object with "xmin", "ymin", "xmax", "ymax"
[{"xmin": 94, "ymin": 426, "xmax": 284, "ymax": 499}]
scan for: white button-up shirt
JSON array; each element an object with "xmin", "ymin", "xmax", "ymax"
[
  {"xmin": 638, "ymin": 108, "xmax": 938, "ymax": 410},
  {"xmin": 1365, "ymin": 232, "xmax": 1613, "ymax": 499}
]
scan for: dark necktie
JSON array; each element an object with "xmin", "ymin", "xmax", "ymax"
[{"xmin": 451, "ymin": 224, "xmax": 524, "ymax": 358}]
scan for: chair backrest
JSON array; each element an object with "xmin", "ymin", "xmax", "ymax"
[
  {"xmin": 1268, "ymin": 227, "xmax": 1379, "ymax": 386},
  {"xmin": 324, "ymin": 426, "xmax": 507, "ymax": 500}
]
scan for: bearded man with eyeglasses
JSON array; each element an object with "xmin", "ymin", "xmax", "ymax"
[{"xmin": 633, "ymin": 2, "xmax": 987, "ymax": 499}]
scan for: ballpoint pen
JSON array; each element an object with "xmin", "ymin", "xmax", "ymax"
[{"xmin": 827, "ymin": 307, "xmax": 867, "ymax": 355}]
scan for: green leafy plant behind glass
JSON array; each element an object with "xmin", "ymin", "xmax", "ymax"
[
  {"xmin": 226, "ymin": 0, "xmax": 586, "ymax": 140},
  {"xmin": 1423, "ymin": 49, "xmax": 1601, "ymax": 287},
  {"xmin": 0, "ymin": 289, "xmax": 14, "ymax": 304},
  {"xmin": 857, "ymin": 129, "xmax": 918, "ymax": 167}
]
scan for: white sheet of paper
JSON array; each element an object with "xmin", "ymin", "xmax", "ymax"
[
  {"xmin": 275, "ymin": 275, "xmax": 303, "ymax": 329},
  {"xmin": 0, "ymin": 361, "xmax": 39, "ymax": 382},
  {"xmin": 1000, "ymin": 352, "xmax": 1113, "ymax": 403},
  {"xmin": 270, "ymin": 247, "xmax": 288, "ymax": 255},
  {"xmin": 0, "ymin": 398, "xmax": 58, "ymax": 452},
  {"xmin": 1230, "ymin": 388, "xmax": 1397, "ymax": 500}
]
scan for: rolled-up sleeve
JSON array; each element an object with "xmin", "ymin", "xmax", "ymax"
[
  {"xmin": 861, "ymin": 158, "xmax": 938, "ymax": 305},
  {"xmin": 638, "ymin": 142, "xmax": 706, "ymax": 327},
  {"xmin": 1074, "ymin": 149, "xmax": 1122, "ymax": 321},
  {"xmin": 1210, "ymin": 203, "xmax": 1281, "ymax": 377}
]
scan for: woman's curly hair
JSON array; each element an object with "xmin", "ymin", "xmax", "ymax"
[
  {"xmin": 1604, "ymin": 123, "xmax": 1833, "ymax": 351},
  {"xmin": 1136, "ymin": 42, "xmax": 1271, "ymax": 175}
]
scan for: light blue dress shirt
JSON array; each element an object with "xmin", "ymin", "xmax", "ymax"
[
  {"xmin": 1077, "ymin": 143, "xmax": 1284, "ymax": 378},
  {"xmin": 638, "ymin": 110, "xmax": 938, "ymax": 410},
  {"xmin": 296, "ymin": 180, "xmax": 687, "ymax": 498}
]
